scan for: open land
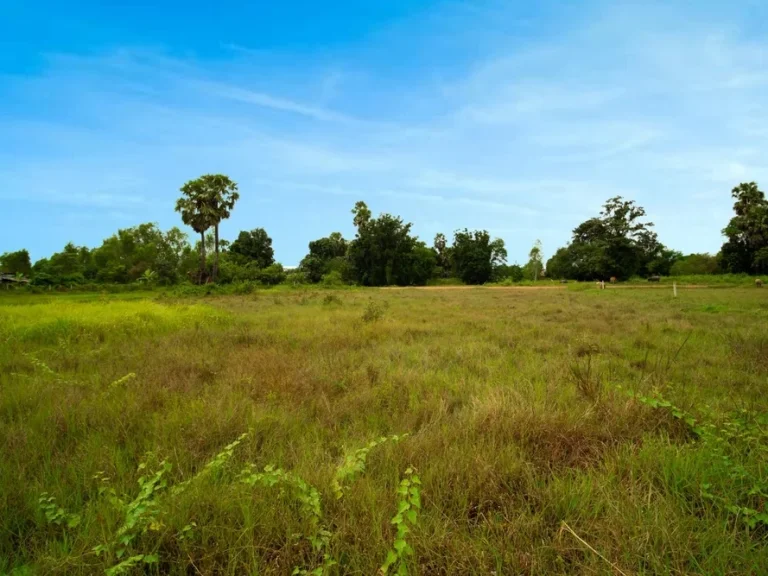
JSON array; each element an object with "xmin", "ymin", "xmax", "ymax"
[{"xmin": 2, "ymin": 286, "xmax": 768, "ymax": 575}]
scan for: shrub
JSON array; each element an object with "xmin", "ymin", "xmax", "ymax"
[
  {"xmin": 361, "ymin": 300, "xmax": 385, "ymax": 322},
  {"xmin": 321, "ymin": 270, "xmax": 345, "ymax": 286}
]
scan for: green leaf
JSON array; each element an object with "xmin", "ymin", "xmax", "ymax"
[
  {"xmin": 142, "ymin": 554, "xmax": 159, "ymax": 564},
  {"xmin": 393, "ymin": 539, "xmax": 407, "ymax": 554},
  {"xmin": 406, "ymin": 509, "xmax": 417, "ymax": 524},
  {"xmin": 381, "ymin": 549, "xmax": 398, "ymax": 573}
]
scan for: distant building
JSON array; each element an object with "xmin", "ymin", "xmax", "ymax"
[{"xmin": 0, "ymin": 273, "xmax": 30, "ymax": 284}]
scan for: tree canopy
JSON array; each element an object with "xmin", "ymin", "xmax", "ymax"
[
  {"xmin": 545, "ymin": 196, "xmax": 675, "ymax": 280},
  {"xmin": 346, "ymin": 201, "xmax": 435, "ymax": 286},
  {"xmin": 12, "ymin": 178, "xmax": 768, "ymax": 290},
  {"xmin": 720, "ymin": 182, "xmax": 768, "ymax": 275},
  {"xmin": 230, "ymin": 228, "xmax": 275, "ymax": 269},
  {"xmin": 0, "ymin": 249, "xmax": 32, "ymax": 277}
]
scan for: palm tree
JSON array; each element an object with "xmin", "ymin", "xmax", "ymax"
[
  {"xmin": 204, "ymin": 175, "xmax": 239, "ymax": 282},
  {"xmin": 176, "ymin": 174, "xmax": 239, "ymax": 283},
  {"xmin": 137, "ymin": 269, "xmax": 157, "ymax": 285},
  {"xmin": 175, "ymin": 194, "xmax": 212, "ymax": 284}
]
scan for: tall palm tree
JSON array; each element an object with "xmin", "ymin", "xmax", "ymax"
[
  {"xmin": 176, "ymin": 175, "xmax": 239, "ymax": 283},
  {"xmin": 204, "ymin": 175, "xmax": 239, "ymax": 282},
  {"xmin": 175, "ymin": 193, "xmax": 212, "ymax": 283}
]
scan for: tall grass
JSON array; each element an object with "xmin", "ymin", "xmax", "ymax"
[{"xmin": 1, "ymin": 288, "xmax": 767, "ymax": 574}]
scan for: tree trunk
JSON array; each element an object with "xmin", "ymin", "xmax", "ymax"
[
  {"xmin": 199, "ymin": 231, "xmax": 206, "ymax": 284},
  {"xmin": 213, "ymin": 224, "xmax": 220, "ymax": 282}
]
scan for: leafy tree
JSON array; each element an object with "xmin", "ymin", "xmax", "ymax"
[
  {"xmin": 546, "ymin": 196, "xmax": 667, "ymax": 280},
  {"xmin": 309, "ymin": 232, "xmax": 347, "ymax": 261},
  {"xmin": 720, "ymin": 182, "xmax": 768, "ymax": 274},
  {"xmin": 433, "ymin": 233, "xmax": 453, "ymax": 277},
  {"xmin": 298, "ymin": 232, "xmax": 348, "ymax": 283},
  {"xmin": 0, "ymin": 249, "xmax": 32, "ymax": 276},
  {"xmin": 230, "ymin": 228, "xmax": 275, "ymax": 269},
  {"xmin": 492, "ymin": 263, "xmax": 524, "ymax": 282},
  {"xmin": 451, "ymin": 230, "xmax": 505, "ymax": 284},
  {"xmin": 346, "ymin": 201, "xmax": 434, "ymax": 286},
  {"xmin": 91, "ymin": 223, "xmax": 189, "ymax": 284},
  {"xmin": 524, "ymin": 240, "xmax": 543, "ymax": 281},
  {"xmin": 31, "ymin": 243, "xmax": 92, "ymax": 285},
  {"xmin": 670, "ymin": 253, "xmax": 720, "ymax": 276}
]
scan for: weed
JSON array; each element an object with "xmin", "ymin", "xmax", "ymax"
[
  {"xmin": 380, "ymin": 467, "xmax": 421, "ymax": 575},
  {"xmin": 108, "ymin": 372, "xmax": 136, "ymax": 390},
  {"xmin": 362, "ymin": 300, "xmax": 385, "ymax": 322},
  {"xmin": 240, "ymin": 464, "xmax": 336, "ymax": 575},
  {"xmin": 332, "ymin": 434, "xmax": 408, "ymax": 499},
  {"xmin": 323, "ymin": 293, "xmax": 342, "ymax": 306},
  {"xmin": 93, "ymin": 460, "xmax": 171, "ymax": 566},
  {"xmin": 37, "ymin": 493, "xmax": 80, "ymax": 528}
]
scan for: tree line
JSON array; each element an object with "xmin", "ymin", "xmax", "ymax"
[{"xmin": 2, "ymin": 177, "xmax": 767, "ymax": 287}]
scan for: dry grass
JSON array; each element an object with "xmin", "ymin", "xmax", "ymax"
[{"xmin": 1, "ymin": 286, "xmax": 768, "ymax": 574}]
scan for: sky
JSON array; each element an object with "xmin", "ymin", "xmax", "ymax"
[{"xmin": 2, "ymin": 0, "xmax": 767, "ymax": 266}]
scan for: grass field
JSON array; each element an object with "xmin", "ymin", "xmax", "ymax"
[{"xmin": 2, "ymin": 286, "xmax": 768, "ymax": 575}]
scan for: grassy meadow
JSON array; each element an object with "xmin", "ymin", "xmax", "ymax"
[{"xmin": 2, "ymin": 286, "xmax": 768, "ymax": 575}]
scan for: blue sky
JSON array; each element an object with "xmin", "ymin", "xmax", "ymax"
[{"xmin": 2, "ymin": 0, "xmax": 767, "ymax": 266}]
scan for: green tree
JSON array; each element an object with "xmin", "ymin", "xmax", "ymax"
[
  {"xmin": 451, "ymin": 229, "xmax": 505, "ymax": 284},
  {"xmin": 299, "ymin": 232, "xmax": 349, "ymax": 283},
  {"xmin": 720, "ymin": 182, "xmax": 768, "ymax": 274},
  {"xmin": 0, "ymin": 249, "xmax": 32, "ymax": 276},
  {"xmin": 177, "ymin": 174, "xmax": 239, "ymax": 283},
  {"xmin": 230, "ymin": 228, "xmax": 275, "ymax": 268},
  {"xmin": 346, "ymin": 201, "xmax": 433, "ymax": 286},
  {"xmin": 32, "ymin": 243, "xmax": 91, "ymax": 285},
  {"xmin": 176, "ymin": 194, "xmax": 213, "ymax": 283},
  {"xmin": 433, "ymin": 233, "xmax": 453, "ymax": 277},
  {"xmin": 525, "ymin": 240, "xmax": 543, "ymax": 281},
  {"xmin": 547, "ymin": 197, "xmax": 667, "ymax": 280},
  {"xmin": 670, "ymin": 253, "xmax": 720, "ymax": 276}
]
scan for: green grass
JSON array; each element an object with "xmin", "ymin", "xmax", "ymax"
[{"xmin": 2, "ymin": 286, "xmax": 768, "ymax": 574}]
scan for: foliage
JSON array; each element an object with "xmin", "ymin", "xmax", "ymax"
[
  {"xmin": 346, "ymin": 202, "xmax": 435, "ymax": 286},
  {"xmin": 361, "ymin": 299, "xmax": 386, "ymax": 322},
  {"xmin": 332, "ymin": 434, "xmax": 408, "ymax": 499},
  {"xmin": 230, "ymin": 228, "xmax": 275, "ymax": 268},
  {"xmin": 546, "ymin": 196, "xmax": 676, "ymax": 280},
  {"xmin": 0, "ymin": 249, "xmax": 32, "ymax": 276},
  {"xmin": 89, "ymin": 223, "xmax": 190, "ymax": 285},
  {"xmin": 525, "ymin": 239, "xmax": 543, "ymax": 281},
  {"xmin": 92, "ymin": 460, "xmax": 171, "ymax": 564},
  {"xmin": 670, "ymin": 253, "xmax": 721, "ymax": 276},
  {"xmin": 239, "ymin": 464, "xmax": 336, "ymax": 575},
  {"xmin": 628, "ymin": 389, "xmax": 768, "ymax": 530},
  {"xmin": 720, "ymin": 182, "xmax": 768, "ymax": 274},
  {"xmin": 451, "ymin": 229, "xmax": 506, "ymax": 284},
  {"xmin": 380, "ymin": 468, "xmax": 421, "ymax": 575},
  {"xmin": 492, "ymin": 263, "xmax": 524, "ymax": 282},
  {"xmin": 37, "ymin": 493, "xmax": 80, "ymax": 528}
]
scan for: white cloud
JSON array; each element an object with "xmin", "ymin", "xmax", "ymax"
[{"xmin": 2, "ymin": 1, "xmax": 768, "ymax": 262}]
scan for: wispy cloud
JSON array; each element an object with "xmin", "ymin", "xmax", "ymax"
[{"xmin": 2, "ymin": 1, "xmax": 768, "ymax": 263}]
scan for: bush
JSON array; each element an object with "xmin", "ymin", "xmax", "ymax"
[
  {"xmin": 257, "ymin": 264, "xmax": 286, "ymax": 286},
  {"xmin": 321, "ymin": 271, "xmax": 345, "ymax": 286}
]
